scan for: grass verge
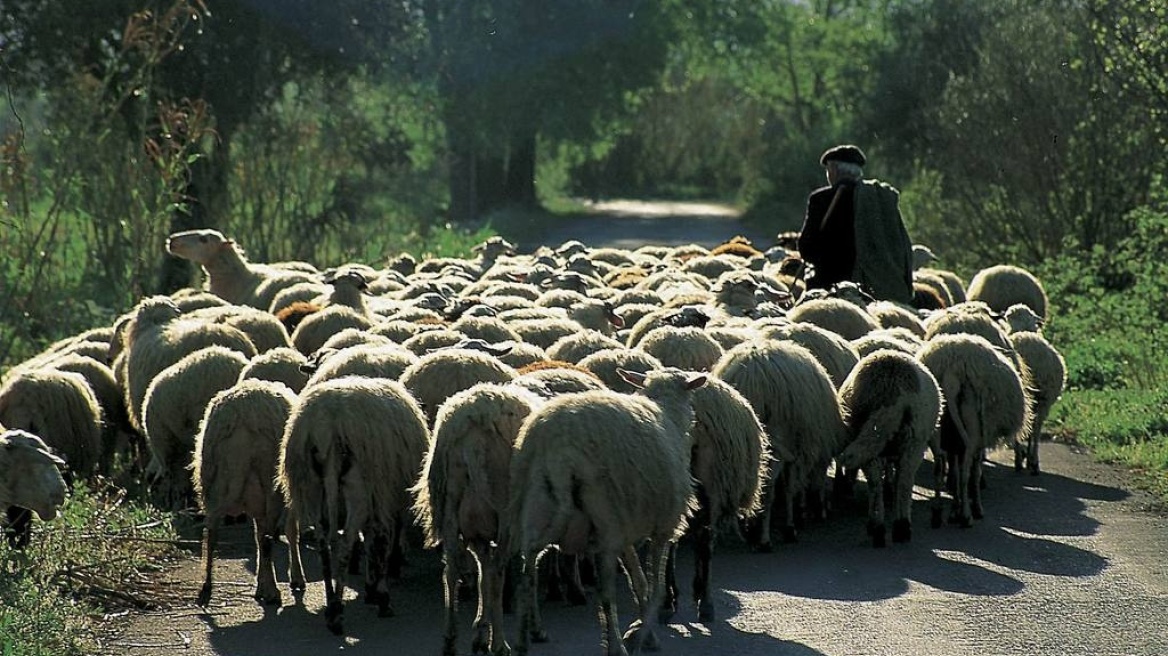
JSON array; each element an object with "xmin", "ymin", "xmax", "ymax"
[{"xmin": 0, "ymin": 482, "xmax": 179, "ymax": 656}]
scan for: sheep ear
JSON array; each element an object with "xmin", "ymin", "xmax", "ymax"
[
  {"xmin": 617, "ymin": 368, "xmax": 646, "ymax": 389},
  {"xmin": 685, "ymin": 374, "xmax": 708, "ymax": 390},
  {"xmin": 221, "ymin": 239, "xmax": 235, "ymax": 249}
]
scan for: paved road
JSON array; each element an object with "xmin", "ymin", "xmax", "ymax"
[
  {"xmin": 101, "ymin": 443, "xmax": 1168, "ymax": 656},
  {"xmin": 100, "ymin": 204, "xmax": 1168, "ymax": 655}
]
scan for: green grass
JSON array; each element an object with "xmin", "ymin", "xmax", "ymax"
[
  {"xmin": 0, "ymin": 482, "xmax": 179, "ymax": 656},
  {"xmin": 1048, "ymin": 388, "xmax": 1168, "ymax": 499}
]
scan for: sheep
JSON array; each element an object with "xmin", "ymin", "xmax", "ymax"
[
  {"xmin": 274, "ymin": 301, "xmax": 321, "ymax": 335},
  {"xmin": 371, "ymin": 319, "xmax": 438, "ymax": 343},
  {"xmin": 141, "ymin": 346, "xmax": 250, "ymax": 506},
  {"xmin": 546, "ymin": 331, "xmax": 625, "ymax": 364},
  {"xmin": 966, "ymin": 264, "xmax": 1048, "ymax": 319},
  {"xmin": 119, "ymin": 296, "xmax": 257, "ymax": 432},
  {"xmin": 757, "ymin": 322, "xmax": 860, "ymax": 389},
  {"xmin": 188, "ymin": 304, "xmax": 292, "ymax": 353},
  {"xmin": 577, "ymin": 348, "xmax": 664, "ymax": 393},
  {"xmin": 923, "ymin": 304, "xmax": 1018, "ymax": 366},
  {"xmin": 0, "ymin": 429, "xmax": 68, "ymax": 537},
  {"xmin": 508, "ymin": 368, "xmax": 707, "ymax": 656},
  {"xmin": 636, "ymin": 326, "xmax": 725, "ymax": 373},
  {"xmin": 912, "ymin": 282, "xmax": 948, "ymax": 311},
  {"xmin": 1008, "ymin": 330, "xmax": 1066, "ymax": 475},
  {"xmin": 170, "ymin": 288, "xmax": 231, "ymax": 312},
  {"xmin": 913, "ymin": 270, "xmax": 955, "ymax": 307},
  {"xmin": 449, "ymin": 315, "xmax": 522, "ymax": 344},
  {"xmin": 1003, "ymin": 303, "xmax": 1044, "ymax": 334},
  {"xmin": 664, "ymin": 376, "xmax": 768, "ymax": 622},
  {"xmin": 917, "ymin": 334, "xmax": 1032, "ymax": 527},
  {"xmin": 278, "ymin": 376, "xmax": 430, "ymax": 634},
  {"xmin": 290, "ymin": 305, "xmax": 375, "ymax": 356},
  {"xmin": 318, "ymin": 327, "xmax": 395, "ymax": 353},
  {"xmin": 494, "ymin": 341, "xmax": 549, "ymax": 370},
  {"xmin": 704, "ymin": 325, "xmax": 756, "ymax": 351},
  {"xmin": 918, "ymin": 267, "xmax": 967, "ymax": 304},
  {"xmin": 413, "ymin": 383, "xmax": 543, "ymax": 656},
  {"xmin": 402, "ymin": 329, "xmax": 472, "ymax": 356},
  {"xmin": 851, "ymin": 331, "xmax": 922, "ymax": 358},
  {"xmin": 238, "ymin": 347, "xmax": 310, "ymax": 393},
  {"xmin": 787, "ymin": 297, "xmax": 880, "ymax": 341},
  {"xmin": 268, "ymin": 280, "xmax": 330, "ymax": 315},
  {"xmin": 509, "ymin": 319, "xmax": 584, "ymax": 351},
  {"xmin": 712, "ymin": 339, "xmax": 845, "ymax": 548},
  {"xmin": 565, "ymin": 299, "xmax": 626, "ymax": 337},
  {"xmin": 866, "ymin": 300, "xmax": 927, "ymax": 337},
  {"xmin": 304, "ymin": 345, "xmax": 419, "ymax": 387},
  {"xmin": 166, "ymin": 229, "xmax": 314, "ymax": 308},
  {"xmin": 0, "ymin": 369, "xmax": 103, "ymax": 480},
  {"xmin": 514, "ymin": 365, "xmax": 606, "ymax": 396},
  {"xmin": 399, "ymin": 348, "xmax": 518, "ymax": 424},
  {"xmin": 192, "ymin": 380, "xmax": 304, "ymax": 607},
  {"xmin": 835, "ymin": 350, "xmax": 943, "ymax": 547},
  {"xmin": 48, "ymin": 354, "xmax": 134, "ymax": 472}
]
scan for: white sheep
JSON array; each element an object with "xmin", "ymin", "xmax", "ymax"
[
  {"xmin": 866, "ymin": 300, "xmax": 926, "ymax": 337},
  {"xmin": 508, "ymin": 368, "xmax": 706, "ymax": 656},
  {"xmin": 187, "ymin": 304, "xmax": 292, "ymax": 354},
  {"xmin": 1008, "ymin": 330, "xmax": 1067, "ymax": 475},
  {"xmin": 787, "ymin": 297, "xmax": 880, "ymax": 341},
  {"xmin": 577, "ymin": 348, "xmax": 665, "ymax": 393},
  {"xmin": 667, "ymin": 376, "xmax": 769, "ymax": 622},
  {"xmin": 966, "ymin": 264, "xmax": 1048, "ymax": 320},
  {"xmin": 0, "ymin": 369, "xmax": 103, "ymax": 480},
  {"xmin": 399, "ymin": 348, "xmax": 519, "ymax": 424},
  {"xmin": 0, "ymin": 429, "xmax": 68, "ymax": 536},
  {"xmin": 836, "ymin": 350, "xmax": 943, "ymax": 547},
  {"xmin": 636, "ymin": 326, "xmax": 725, "ymax": 373},
  {"xmin": 851, "ymin": 331, "xmax": 922, "ymax": 358},
  {"xmin": 166, "ymin": 229, "xmax": 315, "ymax": 308},
  {"xmin": 278, "ymin": 376, "xmax": 430, "ymax": 634},
  {"xmin": 712, "ymin": 339, "xmax": 845, "ymax": 548},
  {"xmin": 545, "ymin": 331, "xmax": 625, "ymax": 364},
  {"xmin": 514, "ymin": 364, "xmax": 607, "ymax": 396},
  {"xmin": 119, "ymin": 296, "xmax": 257, "ymax": 432},
  {"xmin": 238, "ymin": 347, "xmax": 310, "ymax": 393},
  {"xmin": 917, "ymin": 267, "xmax": 967, "ymax": 304},
  {"xmin": 413, "ymin": 383, "xmax": 543, "ymax": 656},
  {"xmin": 758, "ymin": 322, "xmax": 860, "ymax": 389},
  {"xmin": 290, "ymin": 305, "xmax": 375, "ymax": 356},
  {"xmin": 192, "ymin": 380, "xmax": 304, "ymax": 607},
  {"xmin": 917, "ymin": 334, "xmax": 1032, "ymax": 527},
  {"xmin": 1003, "ymin": 303, "xmax": 1044, "ymax": 334},
  {"xmin": 142, "ymin": 346, "xmax": 250, "ymax": 506},
  {"xmin": 304, "ymin": 345, "xmax": 419, "ymax": 387},
  {"xmin": 48, "ymin": 354, "xmax": 134, "ymax": 472}
]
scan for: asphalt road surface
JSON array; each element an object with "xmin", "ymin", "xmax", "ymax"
[{"xmin": 99, "ymin": 203, "xmax": 1168, "ymax": 656}]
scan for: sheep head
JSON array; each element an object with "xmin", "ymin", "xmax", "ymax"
[{"xmin": 0, "ymin": 429, "xmax": 67, "ymax": 521}]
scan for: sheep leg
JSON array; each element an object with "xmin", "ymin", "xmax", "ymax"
[
  {"xmin": 469, "ymin": 542, "xmax": 490, "ymax": 654},
  {"xmin": 476, "ymin": 545, "xmax": 511, "ymax": 656},
  {"xmin": 951, "ymin": 451, "xmax": 973, "ymax": 528},
  {"xmin": 442, "ymin": 544, "xmax": 461, "ymax": 656},
  {"xmin": 969, "ymin": 455, "xmax": 985, "ymax": 521},
  {"xmin": 285, "ymin": 514, "xmax": 306, "ymax": 601},
  {"xmin": 1027, "ymin": 407, "xmax": 1050, "ymax": 475},
  {"xmin": 596, "ymin": 550, "xmax": 629, "ymax": 656},
  {"xmin": 781, "ymin": 464, "xmax": 799, "ymax": 544},
  {"xmin": 862, "ymin": 460, "xmax": 887, "ymax": 548},
  {"xmin": 516, "ymin": 549, "xmax": 549, "ymax": 656},
  {"xmin": 893, "ymin": 450, "xmax": 924, "ymax": 543},
  {"xmin": 317, "ymin": 528, "xmax": 344, "ymax": 635},
  {"xmin": 253, "ymin": 512, "xmax": 281, "ymax": 605},
  {"xmin": 624, "ymin": 540, "xmax": 666, "ymax": 653},
  {"xmin": 930, "ymin": 447, "xmax": 946, "ymax": 529},
  {"xmin": 691, "ymin": 486, "xmax": 715, "ymax": 622},
  {"xmin": 196, "ymin": 516, "xmax": 219, "ymax": 607},
  {"xmin": 660, "ymin": 543, "xmax": 679, "ymax": 624},
  {"xmin": 365, "ymin": 528, "xmax": 395, "ymax": 617},
  {"xmin": 566, "ymin": 555, "xmax": 587, "ymax": 606},
  {"xmin": 753, "ymin": 468, "xmax": 779, "ymax": 552},
  {"xmin": 619, "ymin": 546, "xmax": 647, "ymax": 612}
]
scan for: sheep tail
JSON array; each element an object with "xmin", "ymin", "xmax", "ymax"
[{"xmin": 838, "ymin": 404, "xmax": 905, "ymax": 470}]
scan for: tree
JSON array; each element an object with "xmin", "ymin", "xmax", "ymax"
[{"xmin": 422, "ymin": 0, "xmax": 679, "ymax": 221}]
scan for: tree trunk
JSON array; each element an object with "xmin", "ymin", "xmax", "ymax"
[
  {"xmin": 504, "ymin": 131, "xmax": 538, "ymax": 208},
  {"xmin": 475, "ymin": 152, "xmax": 507, "ymax": 217}
]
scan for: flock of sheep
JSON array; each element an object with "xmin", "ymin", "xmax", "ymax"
[{"xmin": 0, "ymin": 228, "xmax": 1066, "ymax": 656}]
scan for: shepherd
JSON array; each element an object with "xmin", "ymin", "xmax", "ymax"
[{"xmin": 797, "ymin": 144, "xmax": 914, "ymax": 304}]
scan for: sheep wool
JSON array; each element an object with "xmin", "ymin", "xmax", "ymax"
[
  {"xmin": 279, "ymin": 376, "xmax": 430, "ymax": 633},
  {"xmin": 0, "ymin": 429, "xmax": 67, "ymax": 523},
  {"xmin": 192, "ymin": 380, "xmax": 304, "ymax": 607},
  {"xmin": 0, "ymin": 369, "xmax": 103, "ymax": 479},
  {"xmin": 508, "ymin": 368, "xmax": 706, "ymax": 656},
  {"xmin": 917, "ymin": 334, "xmax": 1032, "ymax": 527},
  {"xmin": 836, "ymin": 350, "xmax": 943, "ymax": 547}
]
